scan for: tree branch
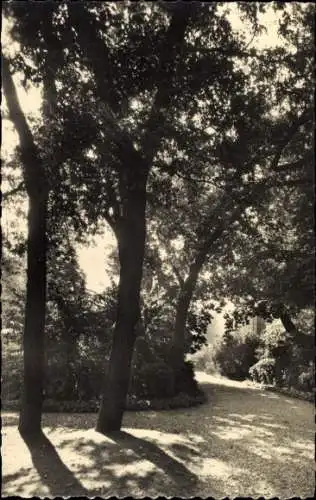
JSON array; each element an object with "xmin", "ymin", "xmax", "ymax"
[
  {"xmin": 269, "ymin": 109, "xmax": 312, "ymax": 171},
  {"xmin": 141, "ymin": 5, "xmax": 196, "ymax": 163},
  {"xmin": 67, "ymin": 3, "xmax": 143, "ymax": 169},
  {"xmin": 171, "ymin": 263, "xmax": 185, "ymax": 288},
  {"xmin": 2, "ymin": 55, "xmax": 47, "ymax": 197},
  {"xmin": 2, "ymin": 181, "xmax": 25, "ymax": 201}
]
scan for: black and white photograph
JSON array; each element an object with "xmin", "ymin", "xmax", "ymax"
[{"xmin": 2, "ymin": 1, "xmax": 314, "ymax": 498}]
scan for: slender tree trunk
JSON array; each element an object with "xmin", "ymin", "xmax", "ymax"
[
  {"xmin": 96, "ymin": 188, "xmax": 147, "ymax": 434},
  {"xmin": 171, "ymin": 261, "xmax": 202, "ymax": 366},
  {"xmin": 170, "ymin": 227, "xmax": 226, "ymax": 366},
  {"xmin": 279, "ymin": 309, "xmax": 298, "ymax": 336},
  {"xmin": 2, "ymin": 56, "xmax": 48, "ymax": 436}
]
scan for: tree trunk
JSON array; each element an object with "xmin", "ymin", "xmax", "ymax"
[
  {"xmin": 279, "ymin": 308, "xmax": 313, "ymax": 352},
  {"xmin": 171, "ymin": 262, "xmax": 202, "ymax": 367},
  {"xmin": 3, "ymin": 56, "xmax": 48, "ymax": 437},
  {"xmin": 279, "ymin": 309, "xmax": 298, "ymax": 336},
  {"xmin": 96, "ymin": 189, "xmax": 147, "ymax": 434},
  {"xmin": 53, "ymin": 293, "xmax": 79, "ymax": 399},
  {"xmin": 19, "ymin": 194, "xmax": 48, "ymax": 435}
]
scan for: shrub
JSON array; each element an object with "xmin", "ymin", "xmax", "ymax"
[
  {"xmin": 173, "ymin": 360, "xmax": 199, "ymax": 395},
  {"xmin": 188, "ymin": 344, "xmax": 217, "ymax": 374},
  {"xmin": 45, "ymin": 339, "xmax": 107, "ymax": 401},
  {"xmin": 296, "ymin": 363, "xmax": 314, "ymax": 392},
  {"xmin": 214, "ymin": 333, "xmax": 259, "ymax": 381},
  {"xmin": 249, "ymin": 357, "xmax": 276, "ymax": 385},
  {"xmin": 129, "ymin": 361, "xmax": 175, "ymax": 399}
]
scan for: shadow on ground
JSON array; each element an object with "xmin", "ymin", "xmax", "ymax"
[{"xmin": 2, "ymin": 372, "xmax": 314, "ymax": 498}]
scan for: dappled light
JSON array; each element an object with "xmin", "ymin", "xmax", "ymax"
[{"xmin": 3, "ymin": 373, "xmax": 314, "ymax": 498}]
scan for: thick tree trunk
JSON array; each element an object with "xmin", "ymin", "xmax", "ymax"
[
  {"xmin": 3, "ymin": 56, "xmax": 48, "ymax": 436},
  {"xmin": 19, "ymin": 194, "xmax": 48, "ymax": 435},
  {"xmin": 279, "ymin": 308, "xmax": 313, "ymax": 352},
  {"xmin": 96, "ymin": 189, "xmax": 147, "ymax": 434}
]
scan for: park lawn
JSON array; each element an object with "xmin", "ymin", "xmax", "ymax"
[{"xmin": 2, "ymin": 372, "xmax": 314, "ymax": 498}]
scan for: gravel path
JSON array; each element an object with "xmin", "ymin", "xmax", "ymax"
[{"xmin": 2, "ymin": 372, "xmax": 314, "ymax": 498}]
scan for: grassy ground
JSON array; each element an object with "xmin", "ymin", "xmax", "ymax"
[{"xmin": 2, "ymin": 372, "xmax": 314, "ymax": 498}]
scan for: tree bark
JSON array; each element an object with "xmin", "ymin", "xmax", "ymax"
[
  {"xmin": 279, "ymin": 308, "xmax": 313, "ymax": 351},
  {"xmin": 171, "ymin": 265, "xmax": 202, "ymax": 366},
  {"xmin": 19, "ymin": 194, "xmax": 47, "ymax": 434},
  {"xmin": 96, "ymin": 184, "xmax": 147, "ymax": 434},
  {"xmin": 279, "ymin": 309, "xmax": 298, "ymax": 336},
  {"xmin": 170, "ymin": 225, "xmax": 226, "ymax": 366},
  {"xmin": 2, "ymin": 56, "xmax": 48, "ymax": 436}
]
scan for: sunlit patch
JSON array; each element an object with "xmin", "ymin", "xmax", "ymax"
[
  {"xmin": 125, "ymin": 427, "xmax": 201, "ymax": 447},
  {"xmin": 259, "ymin": 422, "xmax": 287, "ymax": 430},
  {"xmin": 195, "ymin": 371, "xmax": 259, "ymax": 390},
  {"xmin": 198, "ymin": 457, "xmax": 244, "ymax": 483},
  {"xmin": 228, "ymin": 413, "xmax": 257, "ymax": 421},
  {"xmin": 211, "ymin": 426, "xmax": 252, "ymax": 440},
  {"xmin": 292, "ymin": 439, "xmax": 314, "ymax": 452},
  {"xmin": 107, "ymin": 459, "xmax": 157, "ymax": 478},
  {"xmin": 259, "ymin": 392, "xmax": 281, "ymax": 399}
]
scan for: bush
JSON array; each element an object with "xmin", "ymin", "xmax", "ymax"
[
  {"xmin": 173, "ymin": 360, "xmax": 199, "ymax": 395},
  {"xmin": 188, "ymin": 344, "xmax": 217, "ymax": 374},
  {"xmin": 129, "ymin": 361, "xmax": 175, "ymax": 399},
  {"xmin": 296, "ymin": 363, "xmax": 314, "ymax": 392},
  {"xmin": 249, "ymin": 357, "xmax": 276, "ymax": 385},
  {"xmin": 45, "ymin": 339, "xmax": 107, "ymax": 402},
  {"xmin": 214, "ymin": 333, "xmax": 259, "ymax": 381},
  {"xmin": 129, "ymin": 358, "xmax": 200, "ymax": 400}
]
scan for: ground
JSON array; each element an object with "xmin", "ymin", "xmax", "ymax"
[{"xmin": 2, "ymin": 372, "xmax": 314, "ymax": 498}]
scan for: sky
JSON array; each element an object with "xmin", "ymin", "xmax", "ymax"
[{"xmin": 2, "ymin": 4, "xmax": 286, "ymax": 294}]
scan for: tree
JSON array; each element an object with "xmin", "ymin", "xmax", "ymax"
[
  {"xmin": 2, "ymin": 2, "xmax": 97, "ymax": 434},
  {"xmin": 141, "ymin": 2, "xmax": 314, "ymax": 364},
  {"xmin": 66, "ymin": 2, "xmax": 199, "ymax": 432},
  {"xmin": 2, "ymin": 56, "xmax": 48, "ymax": 436}
]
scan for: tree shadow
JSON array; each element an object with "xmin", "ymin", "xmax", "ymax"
[
  {"xmin": 108, "ymin": 430, "xmax": 199, "ymax": 490},
  {"xmin": 21, "ymin": 431, "xmax": 90, "ymax": 497}
]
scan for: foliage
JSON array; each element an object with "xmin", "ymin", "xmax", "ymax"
[
  {"xmin": 249, "ymin": 358, "xmax": 277, "ymax": 385},
  {"xmin": 296, "ymin": 363, "xmax": 314, "ymax": 393},
  {"xmin": 213, "ymin": 331, "xmax": 259, "ymax": 381},
  {"xmin": 185, "ymin": 308, "xmax": 212, "ymax": 354},
  {"xmin": 188, "ymin": 344, "xmax": 217, "ymax": 374},
  {"xmin": 130, "ymin": 361, "xmax": 175, "ymax": 399}
]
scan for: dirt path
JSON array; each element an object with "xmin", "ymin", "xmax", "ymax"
[{"xmin": 2, "ymin": 372, "xmax": 314, "ymax": 498}]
